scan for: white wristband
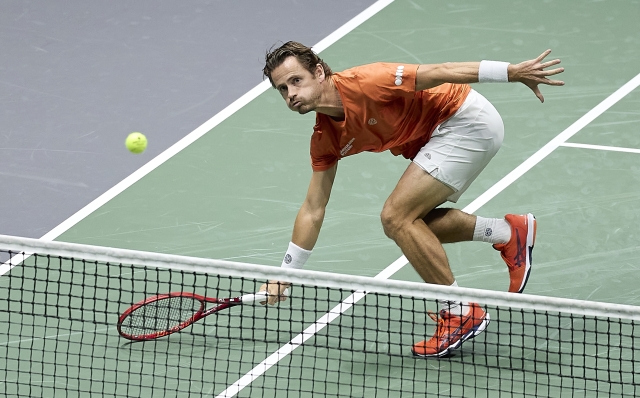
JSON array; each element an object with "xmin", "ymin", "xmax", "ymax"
[
  {"xmin": 280, "ymin": 241, "xmax": 312, "ymax": 269},
  {"xmin": 478, "ymin": 60, "xmax": 510, "ymax": 83}
]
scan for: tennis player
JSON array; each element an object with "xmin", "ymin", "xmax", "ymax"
[{"xmin": 259, "ymin": 41, "xmax": 564, "ymax": 358}]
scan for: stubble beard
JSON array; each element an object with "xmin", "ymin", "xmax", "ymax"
[
  {"xmin": 298, "ymin": 89, "xmax": 322, "ymax": 115},
  {"xmin": 296, "ymin": 104, "xmax": 311, "ymax": 115}
]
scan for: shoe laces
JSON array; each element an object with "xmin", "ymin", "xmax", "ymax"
[{"xmin": 427, "ymin": 310, "xmax": 454, "ymax": 339}]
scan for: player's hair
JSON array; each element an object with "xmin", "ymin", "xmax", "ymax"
[{"xmin": 263, "ymin": 41, "xmax": 333, "ymax": 87}]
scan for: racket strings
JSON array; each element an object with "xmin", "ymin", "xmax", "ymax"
[{"xmin": 120, "ymin": 296, "xmax": 202, "ymax": 336}]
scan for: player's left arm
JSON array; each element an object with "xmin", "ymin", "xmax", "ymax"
[{"xmin": 415, "ymin": 49, "xmax": 565, "ymax": 102}]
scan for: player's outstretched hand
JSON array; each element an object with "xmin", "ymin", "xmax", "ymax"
[
  {"xmin": 258, "ymin": 280, "xmax": 291, "ymax": 305},
  {"xmin": 508, "ymin": 49, "xmax": 565, "ymax": 103}
]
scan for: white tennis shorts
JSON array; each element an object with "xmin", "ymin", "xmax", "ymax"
[{"xmin": 412, "ymin": 89, "xmax": 504, "ymax": 203}]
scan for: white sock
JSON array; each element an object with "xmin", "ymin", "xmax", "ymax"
[
  {"xmin": 438, "ymin": 280, "xmax": 470, "ymax": 316},
  {"xmin": 473, "ymin": 216, "xmax": 511, "ymax": 244}
]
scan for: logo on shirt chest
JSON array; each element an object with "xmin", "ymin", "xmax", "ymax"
[
  {"xmin": 340, "ymin": 137, "xmax": 355, "ymax": 156},
  {"xmin": 368, "ymin": 118, "xmax": 377, "ymax": 125}
]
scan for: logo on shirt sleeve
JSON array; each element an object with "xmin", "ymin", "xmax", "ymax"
[{"xmin": 395, "ymin": 65, "xmax": 405, "ymax": 86}]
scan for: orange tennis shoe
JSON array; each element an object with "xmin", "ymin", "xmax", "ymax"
[
  {"xmin": 412, "ymin": 303, "xmax": 490, "ymax": 358},
  {"xmin": 493, "ymin": 213, "xmax": 537, "ymax": 293}
]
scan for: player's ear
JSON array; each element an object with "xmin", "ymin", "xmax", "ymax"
[{"xmin": 315, "ymin": 63, "xmax": 325, "ymax": 82}]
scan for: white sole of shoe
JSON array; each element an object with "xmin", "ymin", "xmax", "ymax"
[{"xmin": 517, "ymin": 213, "xmax": 536, "ymax": 293}]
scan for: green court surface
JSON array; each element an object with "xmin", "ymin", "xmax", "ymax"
[{"xmin": 3, "ymin": 0, "xmax": 640, "ymax": 396}]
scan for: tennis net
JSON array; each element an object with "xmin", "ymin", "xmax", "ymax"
[{"xmin": 1, "ymin": 234, "xmax": 638, "ymax": 397}]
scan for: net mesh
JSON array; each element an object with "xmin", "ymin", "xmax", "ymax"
[{"xmin": 1, "ymin": 237, "xmax": 639, "ymax": 397}]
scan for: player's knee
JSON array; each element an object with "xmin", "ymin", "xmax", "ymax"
[{"xmin": 380, "ymin": 205, "xmax": 404, "ymax": 240}]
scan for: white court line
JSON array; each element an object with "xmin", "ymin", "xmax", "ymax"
[
  {"xmin": 217, "ymin": 73, "xmax": 640, "ymax": 397},
  {"xmin": 560, "ymin": 142, "xmax": 640, "ymax": 154}
]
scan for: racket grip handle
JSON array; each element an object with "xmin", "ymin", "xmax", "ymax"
[{"xmin": 241, "ymin": 288, "xmax": 290, "ymax": 303}]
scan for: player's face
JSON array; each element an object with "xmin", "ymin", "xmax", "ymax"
[{"xmin": 271, "ymin": 57, "xmax": 323, "ymax": 115}]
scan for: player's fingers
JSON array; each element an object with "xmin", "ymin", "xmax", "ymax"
[
  {"xmin": 276, "ymin": 286, "xmax": 289, "ymax": 302},
  {"xmin": 539, "ymin": 76, "xmax": 565, "ymax": 86},
  {"xmin": 533, "ymin": 86, "xmax": 544, "ymax": 103},
  {"xmin": 540, "ymin": 59, "xmax": 561, "ymax": 69},
  {"xmin": 271, "ymin": 288, "xmax": 282, "ymax": 305},
  {"xmin": 548, "ymin": 79, "xmax": 565, "ymax": 86},
  {"xmin": 543, "ymin": 67, "xmax": 565, "ymax": 77},
  {"xmin": 535, "ymin": 49, "xmax": 552, "ymax": 63}
]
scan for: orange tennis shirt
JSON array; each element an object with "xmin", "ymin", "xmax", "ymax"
[{"xmin": 310, "ymin": 63, "xmax": 471, "ymax": 171}]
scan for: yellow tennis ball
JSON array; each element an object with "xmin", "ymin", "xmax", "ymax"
[{"xmin": 125, "ymin": 132, "xmax": 147, "ymax": 154}]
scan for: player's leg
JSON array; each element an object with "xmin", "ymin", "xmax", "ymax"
[
  {"xmin": 423, "ymin": 207, "xmax": 508, "ymax": 244},
  {"xmin": 422, "ymin": 207, "xmax": 475, "ymax": 243},
  {"xmin": 416, "ymin": 89, "xmax": 535, "ymax": 293},
  {"xmin": 381, "ymin": 161, "xmax": 490, "ymax": 358},
  {"xmin": 401, "ymin": 89, "xmax": 503, "ymax": 357},
  {"xmin": 422, "ymin": 207, "xmax": 536, "ymax": 293},
  {"xmin": 380, "ymin": 163, "xmax": 456, "ymax": 286}
]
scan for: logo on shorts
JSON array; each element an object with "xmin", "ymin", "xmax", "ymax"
[
  {"xmin": 368, "ymin": 118, "xmax": 377, "ymax": 125},
  {"xmin": 394, "ymin": 65, "xmax": 405, "ymax": 86},
  {"xmin": 284, "ymin": 254, "xmax": 292, "ymax": 264},
  {"xmin": 424, "ymin": 152, "xmax": 431, "ymax": 160}
]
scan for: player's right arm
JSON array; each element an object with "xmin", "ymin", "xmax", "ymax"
[
  {"xmin": 260, "ymin": 163, "xmax": 338, "ymax": 305},
  {"xmin": 415, "ymin": 49, "xmax": 564, "ymax": 102}
]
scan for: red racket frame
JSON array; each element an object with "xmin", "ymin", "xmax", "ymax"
[{"xmin": 117, "ymin": 291, "xmax": 259, "ymax": 341}]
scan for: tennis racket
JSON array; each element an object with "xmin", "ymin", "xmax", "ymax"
[{"xmin": 117, "ymin": 290, "xmax": 279, "ymax": 341}]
